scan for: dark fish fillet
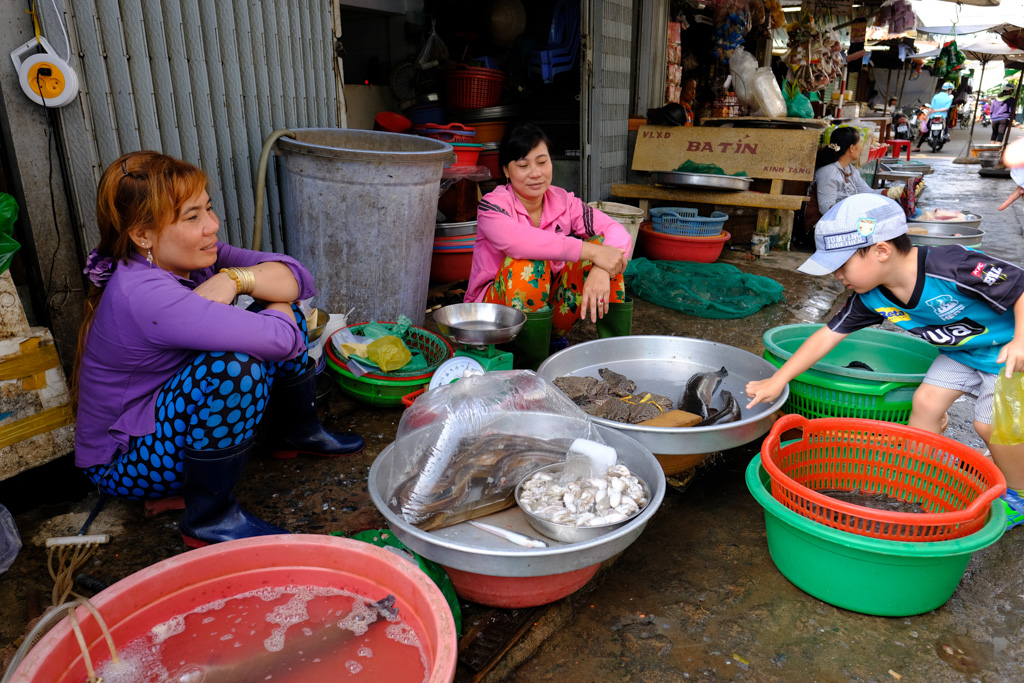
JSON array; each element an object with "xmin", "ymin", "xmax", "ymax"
[
  {"xmin": 680, "ymin": 366, "xmax": 728, "ymax": 419},
  {"xmin": 695, "ymin": 390, "xmax": 741, "ymax": 426},
  {"xmin": 845, "ymin": 361, "xmax": 874, "ymax": 372}
]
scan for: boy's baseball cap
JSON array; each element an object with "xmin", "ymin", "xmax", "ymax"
[{"xmin": 798, "ymin": 194, "xmax": 908, "ymax": 276}]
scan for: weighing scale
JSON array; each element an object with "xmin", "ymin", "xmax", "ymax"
[{"xmin": 430, "ymin": 303, "xmax": 527, "ymax": 387}]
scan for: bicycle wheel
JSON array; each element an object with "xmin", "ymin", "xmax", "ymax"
[{"xmin": 390, "ymin": 58, "xmax": 419, "ymax": 102}]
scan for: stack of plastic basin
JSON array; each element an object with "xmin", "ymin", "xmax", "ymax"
[{"xmin": 433, "ymin": 220, "xmax": 476, "ymax": 283}]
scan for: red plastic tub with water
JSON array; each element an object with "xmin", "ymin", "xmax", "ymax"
[{"xmin": 14, "ymin": 535, "xmax": 458, "ymax": 682}]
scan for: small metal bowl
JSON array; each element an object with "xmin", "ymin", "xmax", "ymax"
[
  {"xmin": 514, "ymin": 463, "xmax": 649, "ymax": 544},
  {"xmin": 432, "ymin": 303, "xmax": 526, "ymax": 346},
  {"xmin": 306, "ymin": 309, "xmax": 330, "ymax": 342}
]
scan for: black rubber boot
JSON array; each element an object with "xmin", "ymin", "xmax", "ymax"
[
  {"xmin": 267, "ymin": 363, "xmax": 364, "ymax": 459},
  {"xmin": 179, "ymin": 438, "xmax": 287, "ymax": 548},
  {"xmin": 513, "ymin": 307, "xmax": 554, "ymax": 371},
  {"xmin": 596, "ymin": 299, "xmax": 634, "ymax": 338}
]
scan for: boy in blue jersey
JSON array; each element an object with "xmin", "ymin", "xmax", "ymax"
[{"xmin": 745, "ymin": 194, "xmax": 1024, "ymax": 528}]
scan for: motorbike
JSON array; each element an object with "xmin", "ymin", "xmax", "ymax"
[
  {"xmin": 925, "ymin": 112, "xmax": 948, "ymax": 152},
  {"xmin": 891, "ymin": 109, "xmax": 914, "ymax": 141},
  {"xmin": 980, "ymin": 110, "xmax": 991, "ymax": 127}
]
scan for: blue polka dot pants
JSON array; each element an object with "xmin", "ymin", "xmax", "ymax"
[{"xmin": 83, "ymin": 305, "xmax": 309, "ymax": 500}]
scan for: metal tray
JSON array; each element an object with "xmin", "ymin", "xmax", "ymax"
[
  {"xmin": 433, "ymin": 303, "xmax": 526, "ymax": 346},
  {"xmin": 368, "ymin": 419, "xmax": 666, "ymax": 577},
  {"xmin": 906, "ymin": 223, "xmax": 984, "ymax": 248},
  {"xmin": 909, "ymin": 211, "xmax": 982, "ymax": 229},
  {"xmin": 650, "ymin": 171, "xmax": 752, "ymax": 191},
  {"xmin": 435, "ymin": 220, "xmax": 478, "ymax": 237},
  {"xmin": 537, "ymin": 336, "xmax": 788, "ymax": 455}
]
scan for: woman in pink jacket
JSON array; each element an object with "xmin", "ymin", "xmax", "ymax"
[{"xmin": 466, "ymin": 124, "xmax": 633, "ymax": 367}]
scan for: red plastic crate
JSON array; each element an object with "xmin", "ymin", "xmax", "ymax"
[{"xmin": 760, "ymin": 414, "xmax": 1006, "ymax": 541}]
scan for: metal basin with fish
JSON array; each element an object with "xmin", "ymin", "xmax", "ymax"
[
  {"xmin": 432, "ymin": 303, "xmax": 526, "ymax": 346},
  {"xmin": 909, "ymin": 211, "xmax": 982, "ymax": 229},
  {"xmin": 906, "ymin": 223, "xmax": 984, "ymax": 248},
  {"xmin": 536, "ymin": 336, "xmax": 788, "ymax": 457},
  {"xmin": 368, "ymin": 416, "xmax": 666, "ymax": 579}
]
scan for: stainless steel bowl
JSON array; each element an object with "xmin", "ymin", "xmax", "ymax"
[
  {"xmin": 537, "ymin": 336, "xmax": 788, "ymax": 455},
  {"xmin": 649, "ymin": 171, "xmax": 752, "ymax": 191},
  {"xmin": 433, "ymin": 303, "xmax": 526, "ymax": 346},
  {"xmin": 909, "ymin": 211, "xmax": 982, "ymax": 229},
  {"xmin": 514, "ymin": 462, "xmax": 649, "ymax": 543},
  {"xmin": 906, "ymin": 223, "xmax": 984, "ymax": 248},
  {"xmin": 368, "ymin": 417, "xmax": 667, "ymax": 577}
]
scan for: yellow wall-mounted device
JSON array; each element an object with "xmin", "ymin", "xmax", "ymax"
[{"xmin": 10, "ymin": 36, "xmax": 79, "ymax": 108}]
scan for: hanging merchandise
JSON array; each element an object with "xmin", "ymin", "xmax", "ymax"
[
  {"xmin": 783, "ymin": 15, "xmax": 846, "ymax": 93},
  {"xmin": 712, "ymin": 11, "xmax": 750, "ymax": 64},
  {"xmin": 932, "ymin": 40, "xmax": 966, "ymax": 81},
  {"xmin": 765, "ymin": 0, "xmax": 786, "ymax": 32},
  {"xmin": 873, "ymin": 0, "xmax": 914, "ymax": 36}
]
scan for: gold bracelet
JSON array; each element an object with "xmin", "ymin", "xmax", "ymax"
[{"xmin": 220, "ymin": 267, "xmax": 256, "ymax": 295}]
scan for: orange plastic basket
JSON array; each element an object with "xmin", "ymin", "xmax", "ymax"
[
  {"xmin": 760, "ymin": 414, "xmax": 1006, "ymax": 541},
  {"xmin": 445, "ymin": 66, "xmax": 505, "ymax": 111}
]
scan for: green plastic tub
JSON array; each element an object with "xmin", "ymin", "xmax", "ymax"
[
  {"xmin": 746, "ymin": 454, "xmax": 1006, "ymax": 616},
  {"xmin": 763, "ymin": 324, "xmax": 939, "ymax": 423}
]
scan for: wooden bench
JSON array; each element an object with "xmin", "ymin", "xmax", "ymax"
[{"xmin": 615, "ymin": 124, "xmax": 820, "ymax": 248}]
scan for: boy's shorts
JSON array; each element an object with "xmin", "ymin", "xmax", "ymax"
[{"xmin": 922, "ymin": 355, "xmax": 997, "ymax": 425}]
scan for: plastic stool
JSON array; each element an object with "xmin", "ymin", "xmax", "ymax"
[{"xmin": 886, "ymin": 139, "xmax": 911, "ymax": 161}]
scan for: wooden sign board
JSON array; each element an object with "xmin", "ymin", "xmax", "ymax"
[{"xmin": 632, "ymin": 125, "xmax": 819, "ymax": 182}]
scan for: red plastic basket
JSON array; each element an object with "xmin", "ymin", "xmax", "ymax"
[
  {"xmin": 445, "ymin": 66, "xmax": 505, "ymax": 111},
  {"xmin": 761, "ymin": 414, "xmax": 1006, "ymax": 541}
]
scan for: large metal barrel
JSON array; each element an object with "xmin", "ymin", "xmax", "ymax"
[{"xmin": 275, "ymin": 129, "xmax": 452, "ymax": 325}]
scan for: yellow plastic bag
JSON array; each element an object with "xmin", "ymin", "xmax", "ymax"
[
  {"xmin": 337, "ymin": 342, "xmax": 369, "ymax": 359},
  {"xmin": 991, "ymin": 372, "xmax": 1024, "ymax": 446},
  {"xmin": 366, "ymin": 335, "xmax": 412, "ymax": 372}
]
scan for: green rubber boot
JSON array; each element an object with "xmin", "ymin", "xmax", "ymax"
[
  {"xmin": 596, "ymin": 299, "xmax": 633, "ymax": 338},
  {"xmin": 513, "ymin": 307, "xmax": 554, "ymax": 370}
]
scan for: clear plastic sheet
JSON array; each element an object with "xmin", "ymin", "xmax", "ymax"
[
  {"xmin": 992, "ymin": 372, "xmax": 1024, "ymax": 446},
  {"xmin": 385, "ymin": 371, "xmax": 604, "ymax": 531}
]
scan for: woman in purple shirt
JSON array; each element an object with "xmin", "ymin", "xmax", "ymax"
[{"xmin": 74, "ymin": 151, "xmax": 363, "ymax": 548}]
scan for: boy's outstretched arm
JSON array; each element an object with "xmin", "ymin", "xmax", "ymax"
[
  {"xmin": 996, "ymin": 293, "xmax": 1024, "ymax": 378},
  {"xmin": 745, "ymin": 326, "xmax": 848, "ymax": 408}
]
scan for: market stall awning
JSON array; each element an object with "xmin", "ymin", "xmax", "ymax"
[{"xmin": 959, "ymin": 38, "xmax": 1024, "ymax": 63}]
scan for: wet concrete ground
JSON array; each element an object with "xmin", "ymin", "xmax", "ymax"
[{"xmin": 2, "ymin": 124, "xmax": 1023, "ymax": 680}]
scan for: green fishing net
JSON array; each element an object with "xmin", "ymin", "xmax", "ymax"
[
  {"xmin": 624, "ymin": 258, "xmax": 785, "ymax": 319},
  {"xmin": 672, "ymin": 160, "xmax": 749, "ymax": 177}
]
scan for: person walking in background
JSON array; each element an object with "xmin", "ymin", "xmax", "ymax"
[{"xmin": 991, "ymin": 83, "xmax": 1018, "ymax": 144}]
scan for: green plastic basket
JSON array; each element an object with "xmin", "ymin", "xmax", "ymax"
[
  {"xmin": 746, "ymin": 455, "xmax": 1005, "ymax": 616},
  {"xmin": 325, "ymin": 324, "xmax": 453, "ymax": 407},
  {"xmin": 763, "ymin": 324, "xmax": 938, "ymax": 424}
]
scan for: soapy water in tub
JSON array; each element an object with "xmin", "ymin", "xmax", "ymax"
[{"xmin": 87, "ymin": 585, "xmax": 428, "ymax": 683}]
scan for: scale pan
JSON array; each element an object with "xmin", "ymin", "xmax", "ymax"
[{"xmin": 432, "ymin": 303, "xmax": 526, "ymax": 346}]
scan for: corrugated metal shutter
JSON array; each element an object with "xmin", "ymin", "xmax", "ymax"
[
  {"xmin": 584, "ymin": 0, "xmax": 633, "ymax": 201},
  {"xmin": 38, "ymin": 0, "xmax": 339, "ymax": 255}
]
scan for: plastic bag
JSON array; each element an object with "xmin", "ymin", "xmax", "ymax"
[
  {"xmin": 0, "ymin": 504, "xmax": 22, "ymax": 575},
  {"xmin": 367, "ymin": 335, "xmax": 412, "ymax": 372},
  {"xmin": 624, "ymin": 258, "xmax": 785, "ymax": 319},
  {"xmin": 992, "ymin": 372, "xmax": 1024, "ymax": 446},
  {"xmin": 0, "ymin": 193, "xmax": 21, "ymax": 276},
  {"xmin": 751, "ymin": 67, "xmax": 786, "ymax": 118},
  {"xmin": 416, "ymin": 18, "xmax": 448, "ymax": 70},
  {"xmin": 384, "ymin": 371, "xmax": 604, "ymax": 531},
  {"xmin": 783, "ymin": 81, "xmax": 814, "ymax": 118},
  {"xmin": 729, "ymin": 50, "xmax": 759, "ymax": 109}
]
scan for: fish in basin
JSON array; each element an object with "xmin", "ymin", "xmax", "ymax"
[
  {"xmin": 680, "ymin": 366, "xmax": 728, "ymax": 419},
  {"xmin": 695, "ymin": 390, "xmax": 741, "ymax": 426},
  {"xmin": 553, "ymin": 375, "xmax": 601, "ymax": 402}
]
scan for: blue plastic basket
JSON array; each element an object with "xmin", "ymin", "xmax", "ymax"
[{"xmin": 650, "ymin": 208, "xmax": 728, "ymax": 237}]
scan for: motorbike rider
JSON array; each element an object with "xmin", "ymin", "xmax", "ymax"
[
  {"xmin": 914, "ymin": 82, "xmax": 954, "ymax": 152},
  {"xmin": 891, "ymin": 107, "xmax": 914, "ymax": 141}
]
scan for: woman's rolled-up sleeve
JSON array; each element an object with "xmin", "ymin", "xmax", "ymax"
[
  {"xmin": 129, "ymin": 274, "xmax": 306, "ymax": 362},
  {"xmin": 566, "ymin": 198, "xmax": 632, "ymax": 255},
  {"xmin": 477, "ymin": 200, "xmax": 583, "ymax": 262}
]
